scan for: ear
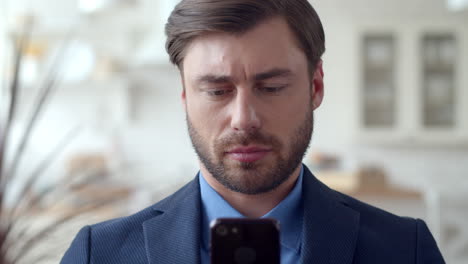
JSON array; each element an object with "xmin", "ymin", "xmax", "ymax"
[
  {"xmin": 181, "ymin": 88, "xmax": 187, "ymax": 112},
  {"xmin": 311, "ymin": 60, "xmax": 324, "ymax": 110},
  {"xmin": 180, "ymin": 72, "xmax": 188, "ymax": 112}
]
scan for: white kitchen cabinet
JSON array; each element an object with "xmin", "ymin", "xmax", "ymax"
[{"xmin": 357, "ymin": 21, "xmax": 468, "ymax": 147}]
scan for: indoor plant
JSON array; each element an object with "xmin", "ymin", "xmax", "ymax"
[{"xmin": 0, "ymin": 18, "xmax": 122, "ymax": 264}]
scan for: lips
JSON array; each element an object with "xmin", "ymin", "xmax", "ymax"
[{"xmin": 225, "ymin": 146, "xmax": 272, "ymax": 162}]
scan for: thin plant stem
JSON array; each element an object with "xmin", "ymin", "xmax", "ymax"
[
  {"xmin": 1, "ymin": 129, "xmax": 83, "ymax": 247},
  {"xmin": 2, "ymin": 165, "xmax": 109, "ymax": 250},
  {"xmin": 4, "ymin": 125, "xmax": 81, "ymax": 226},
  {"xmin": 10, "ymin": 198, "xmax": 117, "ymax": 264},
  {"xmin": 1, "ymin": 30, "xmax": 74, "ymax": 191},
  {"xmin": 0, "ymin": 21, "xmax": 32, "ymax": 212}
]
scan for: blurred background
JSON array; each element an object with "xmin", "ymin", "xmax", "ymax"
[{"xmin": 0, "ymin": 0, "xmax": 467, "ymax": 263}]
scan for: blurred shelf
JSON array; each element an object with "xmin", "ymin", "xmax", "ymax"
[{"xmin": 315, "ymin": 170, "xmax": 422, "ymax": 199}]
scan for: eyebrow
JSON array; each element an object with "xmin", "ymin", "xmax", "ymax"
[
  {"xmin": 253, "ymin": 68, "xmax": 294, "ymax": 81},
  {"xmin": 196, "ymin": 75, "xmax": 232, "ymax": 85},
  {"xmin": 195, "ymin": 68, "xmax": 293, "ymax": 85}
]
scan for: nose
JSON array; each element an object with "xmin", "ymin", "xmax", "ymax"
[{"xmin": 230, "ymin": 90, "xmax": 261, "ymax": 132}]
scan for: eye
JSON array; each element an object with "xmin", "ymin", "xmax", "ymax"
[
  {"xmin": 258, "ymin": 86, "xmax": 285, "ymax": 93},
  {"xmin": 207, "ymin": 89, "xmax": 233, "ymax": 97}
]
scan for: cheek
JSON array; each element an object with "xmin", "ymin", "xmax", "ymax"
[
  {"xmin": 187, "ymin": 97, "xmax": 227, "ymax": 142},
  {"xmin": 273, "ymin": 91, "xmax": 310, "ymax": 119},
  {"xmin": 268, "ymin": 96, "xmax": 310, "ymax": 140}
]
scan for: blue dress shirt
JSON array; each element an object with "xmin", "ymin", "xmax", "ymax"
[{"xmin": 199, "ymin": 166, "xmax": 304, "ymax": 264}]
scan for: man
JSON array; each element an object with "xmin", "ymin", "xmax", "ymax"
[{"xmin": 61, "ymin": 0, "xmax": 445, "ymax": 263}]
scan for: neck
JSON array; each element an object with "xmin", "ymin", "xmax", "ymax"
[{"xmin": 200, "ymin": 164, "xmax": 302, "ymax": 218}]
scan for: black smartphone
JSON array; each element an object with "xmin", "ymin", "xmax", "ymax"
[{"xmin": 210, "ymin": 218, "xmax": 280, "ymax": 264}]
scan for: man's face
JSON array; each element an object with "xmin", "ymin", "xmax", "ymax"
[{"xmin": 182, "ymin": 17, "xmax": 324, "ymax": 195}]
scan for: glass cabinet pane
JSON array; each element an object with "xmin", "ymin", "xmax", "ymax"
[
  {"xmin": 362, "ymin": 35, "xmax": 396, "ymax": 128},
  {"xmin": 422, "ymin": 34, "xmax": 456, "ymax": 128}
]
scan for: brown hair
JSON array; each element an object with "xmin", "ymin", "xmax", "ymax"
[{"xmin": 165, "ymin": 0, "xmax": 325, "ymax": 72}]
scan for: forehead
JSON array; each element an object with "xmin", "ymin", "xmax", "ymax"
[{"xmin": 182, "ymin": 17, "xmax": 308, "ymax": 82}]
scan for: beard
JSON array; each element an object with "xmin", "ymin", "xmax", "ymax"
[{"xmin": 187, "ymin": 105, "xmax": 314, "ymax": 195}]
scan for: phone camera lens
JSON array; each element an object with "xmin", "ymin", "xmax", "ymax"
[{"xmin": 216, "ymin": 225, "xmax": 228, "ymax": 236}]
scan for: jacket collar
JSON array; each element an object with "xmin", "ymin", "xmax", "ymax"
[
  {"xmin": 142, "ymin": 177, "xmax": 202, "ymax": 264},
  {"xmin": 301, "ymin": 166, "xmax": 360, "ymax": 264},
  {"xmin": 142, "ymin": 165, "xmax": 360, "ymax": 264}
]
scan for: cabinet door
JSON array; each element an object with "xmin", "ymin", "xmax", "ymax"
[
  {"xmin": 421, "ymin": 34, "xmax": 457, "ymax": 128},
  {"xmin": 362, "ymin": 34, "xmax": 396, "ymax": 129}
]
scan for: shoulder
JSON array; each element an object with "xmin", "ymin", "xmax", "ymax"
[
  {"xmin": 61, "ymin": 204, "xmax": 161, "ymax": 264},
  {"xmin": 88, "ymin": 205, "xmax": 160, "ymax": 239},
  {"xmin": 331, "ymin": 190, "xmax": 444, "ymax": 263},
  {"xmin": 60, "ymin": 206, "xmax": 158, "ymax": 264},
  {"xmin": 61, "ymin": 177, "xmax": 200, "ymax": 263},
  {"xmin": 303, "ymin": 166, "xmax": 418, "ymax": 233},
  {"xmin": 88, "ymin": 176, "xmax": 200, "ymax": 239}
]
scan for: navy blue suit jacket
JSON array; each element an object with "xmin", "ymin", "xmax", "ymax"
[{"xmin": 61, "ymin": 166, "xmax": 445, "ymax": 263}]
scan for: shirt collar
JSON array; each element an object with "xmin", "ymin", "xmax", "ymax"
[{"xmin": 199, "ymin": 166, "xmax": 304, "ymax": 253}]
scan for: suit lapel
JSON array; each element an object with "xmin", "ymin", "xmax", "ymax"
[
  {"xmin": 301, "ymin": 166, "xmax": 360, "ymax": 264},
  {"xmin": 142, "ymin": 177, "xmax": 202, "ymax": 264},
  {"xmin": 140, "ymin": 167, "xmax": 359, "ymax": 264}
]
